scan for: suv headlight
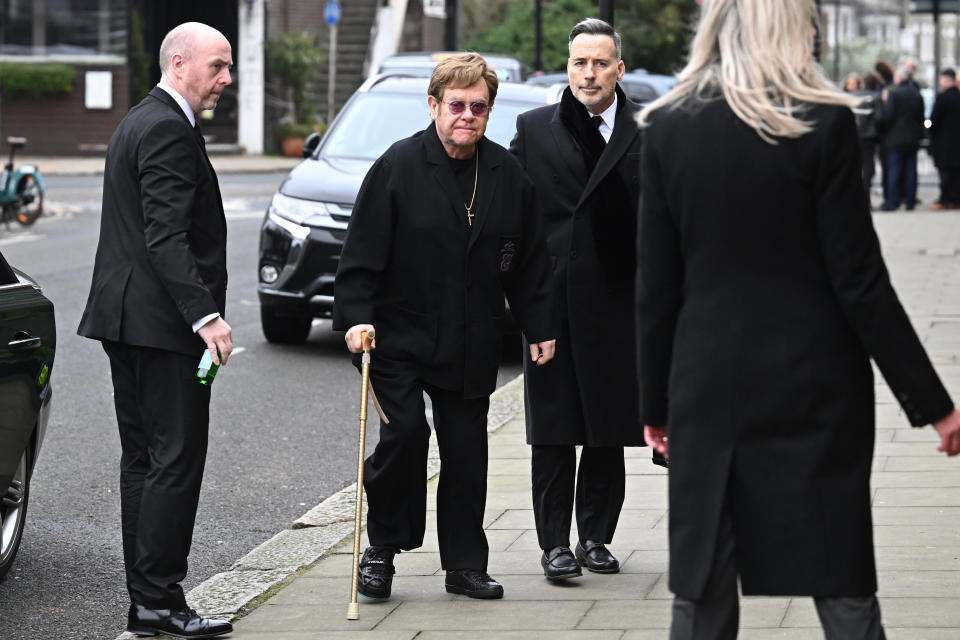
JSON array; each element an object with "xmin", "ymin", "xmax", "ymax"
[{"xmin": 269, "ymin": 192, "xmax": 347, "ymax": 231}]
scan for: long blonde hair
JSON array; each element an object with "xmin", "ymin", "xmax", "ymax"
[{"xmin": 637, "ymin": 0, "xmax": 858, "ymax": 143}]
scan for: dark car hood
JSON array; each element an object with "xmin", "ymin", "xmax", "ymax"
[{"xmin": 279, "ymin": 155, "xmax": 374, "ymax": 205}]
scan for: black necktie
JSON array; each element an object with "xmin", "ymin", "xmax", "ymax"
[
  {"xmin": 592, "ymin": 115, "xmax": 606, "ymax": 144},
  {"xmin": 194, "ymin": 122, "xmax": 207, "ymax": 152}
]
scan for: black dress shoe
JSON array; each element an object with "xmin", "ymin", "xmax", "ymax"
[
  {"xmin": 541, "ymin": 546, "xmax": 582, "ymax": 581},
  {"xmin": 444, "ymin": 568, "xmax": 504, "ymax": 599},
  {"xmin": 127, "ymin": 604, "xmax": 232, "ymax": 639},
  {"xmin": 575, "ymin": 540, "xmax": 620, "ymax": 574},
  {"xmin": 358, "ymin": 545, "xmax": 397, "ymax": 600}
]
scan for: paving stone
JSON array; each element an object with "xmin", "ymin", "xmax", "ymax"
[
  {"xmin": 487, "ymin": 508, "xmax": 664, "ymax": 530},
  {"xmin": 875, "ymin": 545, "xmax": 960, "ymax": 571},
  {"xmin": 229, "ymin": 632, "xmax": 416, "ymax": 640},
  {"xmin": 575, "ymin": 599, "xmax": 672, "ymax": 629},
  {"xmin": 869, "ymin": 471, "xmax": 960, "ymax": 488},
  {"xmin": 506, "ymin": 528, "xmax": 668, "ymax": 552},
  {"xmin": 872, "ymin": 506, "xmax": 960, "ymax": 525},
  {"xmin": 884, "ymin": 456, "xmax": 960, "ymax": 471},
  {"xmin": 419, "ymin": 632, "xmax": 622, "ymax": 640},
  {"xmin": 235, "ymin": 601, "xmax": 400, "ymax": 632},
  {"xmin": 619, "ymin": 550, "xmax": 669, "ymax": 575},
  {"xmin": 873, "ymin": 488, "xmax": 960, "ymax": 507},
  {"xmin": 377, "ymin": 600, "xmax": 595, "ymax": 631}
]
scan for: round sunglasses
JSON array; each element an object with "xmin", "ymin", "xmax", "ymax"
[{"xmin": 435, "ymin": 98, "xmax": 491, "ymax": 117}]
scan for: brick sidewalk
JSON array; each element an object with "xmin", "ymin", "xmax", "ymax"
[{"xmin": 205, "ymin": 210, "xmax": 960, "ymax": 639}]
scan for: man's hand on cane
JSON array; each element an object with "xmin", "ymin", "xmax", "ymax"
[{"xmin": 346, "ymin": 324, "xmax": 376, "ymax": 353}]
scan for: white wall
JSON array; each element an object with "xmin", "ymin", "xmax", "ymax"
[{"xmin": 238, "ymin": 0, "xmax": 265, "ymax": 154}]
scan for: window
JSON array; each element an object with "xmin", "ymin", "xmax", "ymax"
[{"xmin": 0, "ymin": 0, "xmax": 127, "ymax": 59}]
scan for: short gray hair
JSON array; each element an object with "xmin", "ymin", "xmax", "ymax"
[{"xmin": 568, "ymin": 18, "xmax": 621, "ymax": 61}]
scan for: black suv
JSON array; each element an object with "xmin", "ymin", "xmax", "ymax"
[{"xmin": 257, "ymin": 75, "xmax": 552, "ymax": 343}]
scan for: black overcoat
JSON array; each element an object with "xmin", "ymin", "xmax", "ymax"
[
  {"xmin": 78, "ymin": 87, "xmax": 227, "ymax": 356},
  {"xmin": 929, "ymin": 85, "xmax": 960, "ymax": 168},
  {"xmin": 511, "ymin": 87, "xmax": 644, "ymax": 446},
  {"xmin": 333, "ymin": 123, "xmax": 556, "ymax": 399},
  {"xmin": 638, "ymin": 99, "xmax": 954, "ymax": 599},
  {"xmin": 881, "ymin": 83, "xmax": 925, "ymax": 152}
]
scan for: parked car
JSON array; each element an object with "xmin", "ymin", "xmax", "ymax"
[
  {"xmin": 257, "ymin": 75, "xmax": 552, "ymax": 343},
  {"xmin": 373, "ymin": 51, "xmax": 527, "ymax": 82},
  {"xmin": 526, "ymin": 68, "xmax": 676, "ymax": 104},
  {"xmin": 0, "ymin": 250, "xmax": 55, "ymax": 580}
]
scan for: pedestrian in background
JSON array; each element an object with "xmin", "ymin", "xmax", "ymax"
[
  {"xmin": 77, "ymin": 22, "xmax": 234, "ymax": 639},
  {"xmin": 874, "ymin": 60, "xmax": 895, "ymax": 204},
  {"xmin": 510, "ymin": 17, "xmax": 659, "ymax": 584},
  {"xmin": 880, "ymin": 64, "xmax": 925, "ymax": 211},
  {"xmin": 929, "ymin": 68, "xmax": 960, "ymax": 210},
  {"xmin": 334, "ymin": 53, "xmax": 557, "ymax": 602},
  {"xmin": 637, "ymin": 1, "xmax": 960, "ymax": 638},
  {"xmin": 845, "ymin": 72, "xmax": 881, "ymax": 204}
]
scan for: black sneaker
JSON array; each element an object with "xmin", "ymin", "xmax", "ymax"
[
  {"xmin": 444, "ymin": 569, "xmax": 504, "ymax": 599},
  {"xmin": 358, "ymin": 545, "xmax": 397, "ymax": 600}
]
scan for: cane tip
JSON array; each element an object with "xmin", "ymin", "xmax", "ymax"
[{"xmin": 347, "ymin": 603, "xmax": 360, "ymax": 620}]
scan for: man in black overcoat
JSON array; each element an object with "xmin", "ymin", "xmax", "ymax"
[
  {"xmin": 510, "ymin": 18, "xmax": 655, "ymax": 582},
  {"xmin": 880, "ymin": 65, "xmax": 925, "ymax": 211},
  {"xmin": 930, "ymin": 68, "xmax": 960, "ymax": 209},
  {"xmin": 333, "ymin": 53, "xmax": 557, "ymax": 601},
  {"xmin": 77, "ymin": 22, "xmax": 234, "ymax": 639}
]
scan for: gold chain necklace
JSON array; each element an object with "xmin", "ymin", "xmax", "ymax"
[{"xmin": 464, "ymin": 148, "xmax": 478, "ymax": 226}]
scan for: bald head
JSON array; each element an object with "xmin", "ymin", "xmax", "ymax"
[
  {"xmin": 159, "ymin": 22, "xmax": 228, "ymax": 74},
  {"xmin": 158, "ymin": 22, "xmax": 233, "ymax": 116}
]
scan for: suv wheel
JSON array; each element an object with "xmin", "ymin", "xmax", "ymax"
[
  {"xmin": 0, "ymin": 447, "xmax": 30, "ymax": 580},
  {"xmin": 261, "ymin": 307, "xmax": 312, "ymax": 344}
]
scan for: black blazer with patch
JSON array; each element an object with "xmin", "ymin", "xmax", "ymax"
[
  {"xmin": 78, "ymin": 87, "xmax": 227, "ymax": 357},
  {"xmin": 333, "ymin": 122, "xmax": 556, "ymax": 398}
]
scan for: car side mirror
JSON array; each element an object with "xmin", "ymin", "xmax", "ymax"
[{"xmin": 302, "ymin": 132, "xmax": 322, "ymax": 158}]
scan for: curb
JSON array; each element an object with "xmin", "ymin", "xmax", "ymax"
[{"xmin": 114, "ymin": 374, "xmax": 526, "ymax": 640}]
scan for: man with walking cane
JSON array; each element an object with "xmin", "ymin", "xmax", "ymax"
[{"xmin": 334, "ymin": 53, "xmax": 557, "ymax": 602}]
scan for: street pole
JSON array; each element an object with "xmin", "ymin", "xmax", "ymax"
[
  {"xmin": 535, "ymin": 0, "xmax": 543, "ymax": 73},
  {"xmin": 933, "ymin": 0, "xmax": 942, "ymax": 82},
  {"xmin": 445, "ymin": 0, "xmax": 459, "ymax": 50},
  {"xmin": 599, "ymin": 0, "xmax": 614, "ymax": 25}
]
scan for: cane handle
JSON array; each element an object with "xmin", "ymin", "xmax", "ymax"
[{"xmin": 361, "ymin": 330, "xmax": 375, "ymax": 352}]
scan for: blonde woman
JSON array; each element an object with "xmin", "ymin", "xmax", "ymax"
[{"xmin": 636, "ymin": 1, "xmax": 960, "ymax": 639}]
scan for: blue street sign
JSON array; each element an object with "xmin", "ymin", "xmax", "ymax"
[{"xmin": 325, "ymin": 1, "xmax": 341, "ymax": 25}]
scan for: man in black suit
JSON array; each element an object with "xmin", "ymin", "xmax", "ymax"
[
  {"xmin": 78, "ymin": 22, "xmax": 234, "ymax": 638},
  {"xmin": 880, "ymin": 65, "xmax": 925, "ymax": 211},
  {"xmin": 930, "ymin": 68, "xmax": 960, "ymax": 209},
  {"xmin": 334, "ymin": 53, "xmax": 557, "ymax": 602},
  {"xmin": 510, "ymin": 18, "xmax": 655, "ymax": 583}
]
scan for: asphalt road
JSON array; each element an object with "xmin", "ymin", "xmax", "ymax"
[{"xmin": 0, "ymin": 172, "xmax": 523, "ymax": 639}]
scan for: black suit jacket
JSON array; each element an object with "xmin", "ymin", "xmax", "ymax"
[
  {"xmin": 639, "ymin": 99, "xmax": 953, "ymax": 600},
  {"xmin": 882, "ymin": 82, "xmax": 925, "ymax": 152},
  {"xmin": 511, "ymin": 87, "xmax": 644, "ymax": 446},
  {"xmin": 78, "ymin": 87, "xmax": 227, "ymax": 357},
  {"xmin": 333, "ymin": 122, "xmax": 555, "ymax": 398},
  {"xmin": 930, "ymin": 85, "xmax": 960, "ymax": 168}
]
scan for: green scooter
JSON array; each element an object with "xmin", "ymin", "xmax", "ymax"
[{"xmin": 1, "ymin": 136, "xmax": 45, "ymax": 228}]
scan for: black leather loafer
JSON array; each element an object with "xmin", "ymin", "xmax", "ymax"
[
  {"xmin": 358, "ymin": 545, "xmax": 397, "ymax": 600},
  {"xmin": 444, "ymin": 569, "xmax": 504, "ymax": 599},
  {"xmin": 575, "ymin": 540, "xmax": 620, "ymax": 574},
  {"xmin": 541, "ymin": 546, "xmax": 582, "ymax": 581},
  {"xmin": 127, "ymin": 604, "xmax": 232, "ymax": 638}
]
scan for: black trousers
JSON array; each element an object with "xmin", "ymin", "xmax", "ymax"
[
  {"xmin": 363, "ymin": 357, "xmax": 490, "ymax": 570},
  {"xmin": 670, "ymin": 504, "xmax": 885, "ymax": 640},
  {"xmin": 938, "ymin": 167, "xmax": 960, "ymax": 205},
  {"xmin": 531, "ymin": 444, "xmax": 625, "ymax": 550},
  {"xmin": 102, "ymin": 341, "xmax": 210, "ymax": 610}
]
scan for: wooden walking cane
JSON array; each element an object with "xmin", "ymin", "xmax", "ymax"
[{"xmin": 347, "ymin": 330, "xmax": 375, "ymax": 620}]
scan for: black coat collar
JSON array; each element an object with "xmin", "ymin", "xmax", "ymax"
[{"xmin": 422, "ymin": 121, "xmax": 501, "ymax": 243}]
